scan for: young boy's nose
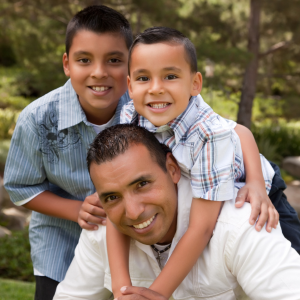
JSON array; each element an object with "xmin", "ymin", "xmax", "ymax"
[
  {"xmin": 91, "ymin": 63, "xmax": 108, "ymax": 79},
  {"xmin": 148, "ymin": 78, "xmax": 164, "ymax": 95}
]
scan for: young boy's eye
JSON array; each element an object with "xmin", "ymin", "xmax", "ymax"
[
  {"xmin": 137, "ymin": 76, "xmax": 149, "ymax": 82},
  {"xmin": 165, "ymin": 74, "xmax": 177, "ymax": 80},
  {"xmin": 78, "ymin": 58, "xmax": 90, "ymax": 63},
  {"xmin": 108, "ymin": 58, "xmax": 121, "ymax": 63}
]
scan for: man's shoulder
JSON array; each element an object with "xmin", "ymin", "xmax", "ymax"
[{"xmin": 217, "ymin": 197, "xmax": 251, "ymax": 229}]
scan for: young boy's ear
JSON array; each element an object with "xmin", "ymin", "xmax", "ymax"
[
  {"xmin": 190, "ymin": 72, "xmax": 203, "ymax": 96},
  {"xmin": 127, "ymin": 75, "xmax": 133, "ymax": 98},
  {"xmin": 62, "ymin": 53, "xmax": 70, "ymax": 77}
]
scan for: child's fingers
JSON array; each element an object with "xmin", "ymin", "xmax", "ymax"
[
  {"xmin": 268, "ymin": 206, "xmax": 279, "ymax": 229},
  {"xmin": 255, "ymin": 203, "xmax": 268, "ymax": 231},
  {"xmin": 78, "ymin": 218, "xmax": 99, "ymax": 230},
  {"xmin": 235, "ymin": 190, "xmax": 247, "ymax": 208},
  {"xmin": 249, "ymin": 202, "xmax": 261, "ymax": 226},
  {"xmin": 86, "ymin": 204, "xmax": 106, "ymax": 218}
]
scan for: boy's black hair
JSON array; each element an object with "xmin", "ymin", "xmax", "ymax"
[
  {"xmin": 87, "ymin": 124, "xmax": 172, "ymax": 173},
  {"xmin": 66, "ymin": 5, "xmax": 133, "ymax": 55},
  {"xmin": 128, "ymin": 26, "xmax": 197, "ymax": 74}
]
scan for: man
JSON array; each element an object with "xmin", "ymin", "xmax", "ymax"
[{"xmin": 54, "ymin": 124, "xmax": 300, "ymax": 300}]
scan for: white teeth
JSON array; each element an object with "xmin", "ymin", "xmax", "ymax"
[
  {"xmin": 149, "ymin": 103, "xmax": 169, "ymax": 109},
  {"xmin": 133, "ymin": 215, "xmax": 155, "ymax": 229},
  {"xmin": 91, "ymin": 86, "xmax": 109, "ymax": 92}
]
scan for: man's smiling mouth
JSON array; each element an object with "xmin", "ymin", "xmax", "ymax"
[{"xmin": 132, "ymin": 215, "xmax": 156, "ymax": 229}]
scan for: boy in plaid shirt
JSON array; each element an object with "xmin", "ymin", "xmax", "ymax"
[{"xmin": 105, "ymin": 27, "xmax": 281, "ymax": 298}]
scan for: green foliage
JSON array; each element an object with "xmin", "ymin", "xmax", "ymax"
[
  {"xmin": 0, "ymin": 279, "xmax": 35, "ymax": 300},
  {"xmin": 252, "ymin": 120, "xmax": 300, "ymax": 162},
  {"xmin": 0, "ymin": 227, "xmax": 34, "ymax": 282}
]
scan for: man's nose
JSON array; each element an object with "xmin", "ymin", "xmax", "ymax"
[
  {"xmin": 91, "ymin": 63, "xmax": 108, "ymax": 79},
  {"xmin": 124, "ymin": 195, "xmax": 145, "ymax": 221},
  {"xmin": 148, "ymin": 78, "xmax": 164, "ymax": 95}
]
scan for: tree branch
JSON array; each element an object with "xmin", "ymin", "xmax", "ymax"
[{"xmin": 259, "ymin": 40, "xmax": 293, "ymax": 58}]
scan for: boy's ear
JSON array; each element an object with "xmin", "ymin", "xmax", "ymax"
[
  {"xmin": 127, "ymin": 75, "xmax": 133, "ymax": 98},
  {"xmin": 62, "ymin": 53, "xmax": 70, "ymax": 77},
  {"xmin": 190, "ymin": 72, "xmax": 203, "ymax": 96}
]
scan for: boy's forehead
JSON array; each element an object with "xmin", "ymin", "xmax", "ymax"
[
  {"xmin": 69, "ymin": 30, "xmax": 128, "ymax": 54},
  {"xmin": 130, "ymin": 42, "xmax": 191, "ymax": 71}
]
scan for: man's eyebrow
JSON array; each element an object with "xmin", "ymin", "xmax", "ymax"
[{"xmin": 99, "ymin": 175, "xmax": 151, "ymax": 199}]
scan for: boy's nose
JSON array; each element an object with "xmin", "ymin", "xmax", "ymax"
[
  {"xmin": 149, "ymin": 79, "xmax": 164, "ymax": 95},
  {"xmin": 91, "ymin": 64, "xmax": 108, "ymax": 79}
]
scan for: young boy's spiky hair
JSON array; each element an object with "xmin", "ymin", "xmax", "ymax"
[
  {"xmin": 128, "ymin": 26, "xmax": 197, "ymax": 74},
  {"xmin": 66, "ymin": 5, "xmax": 133, "ymax": 55}
]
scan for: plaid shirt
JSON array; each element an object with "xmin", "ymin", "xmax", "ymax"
[{"xmin": 121, "ymin": 95, "xmax": 274, "ymax": 200}]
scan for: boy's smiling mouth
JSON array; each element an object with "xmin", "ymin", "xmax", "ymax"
[
  {"xmin": 89, "ymin": 86, "xmax": 111, "ymax": 92},
  {"xmin": 148, "ymin": 102, "xmax": 170, "ymax": 109}
]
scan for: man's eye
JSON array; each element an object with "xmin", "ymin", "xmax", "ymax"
[
  {"xmin": 78, "ymin": 58, "xmax": 90, "ymax": 63},
  {"xmin": 108, "ymin": 58, "xmax": 121, "ymax": 63},
  {"xmin": 138, "ymin": 181, "xmax": 148, "ymax": 188},
  {"xmin": 137, "ymin": 76, "xmax": 149, "ymax": 82},
  {"xmin": 106, "ymin": 195, "xmax": 118, "ymax": 202},
  {"xmin": 165, "ymin": 74, "xmax": 177, "ymax": 80}
]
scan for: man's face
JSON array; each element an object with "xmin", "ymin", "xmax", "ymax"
[
  {"xmin": 63, "ymin": 30, "xmax": 128, "ymax": 124},
  {"xmin": 128, "ymin": 42, "xmax": 202, "ymax": 127},
  {"xmin": 90, "ymin": 144, "xmax": 181, "ymax": 245}
]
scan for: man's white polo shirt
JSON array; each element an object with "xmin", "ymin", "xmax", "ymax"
[{"xmin": 54, "ymin": 176, "xmax": 300, "ymax": 300}]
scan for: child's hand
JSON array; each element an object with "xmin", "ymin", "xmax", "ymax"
[
  {"xmin": 235, "ymin": 183, "xmax": 279, "ymax": 232},
  {"xmin": 115, "ymin": 286, "xmax": 168, "ymax": 300},
  {"xmin": 78, "ymin": 192, "xmax": 107, "ymax": 230}
]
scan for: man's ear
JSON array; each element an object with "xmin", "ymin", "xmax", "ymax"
[
  {"xmin": 166, "ymin": 152, "xmax": 181, "ymax": 184},
  {"xmin": 127, "ymin": 75, "xmax": 133, "ymax": 98},
  {"xmin": 62, "ymin": 53, "xmax": 70, "ymax": 77},
  {"xmin": 190, "ymin": 72, "xmax": 203, "ymax": 96}
]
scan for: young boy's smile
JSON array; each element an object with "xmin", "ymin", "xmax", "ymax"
[
  {"xmin": 128, "ymin": 42, "xmax": 202, "ymax": 127},
  {"xmin": 63, "ymin": 30, "xmax": 129, "ymax": 125}
]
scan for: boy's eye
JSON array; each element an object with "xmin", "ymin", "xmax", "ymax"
[
  {"xmin": 137, "ymin": 76, "xmax": 149, "ymax": 82},
  {"xmin": 165, "ymin": 74, "xmax": 177, "ymax": 80},
  {"xmin": 137, "ymin": 181, "xmax": 148, "ymax": 188},
  {"xmin": 106, "ymin": 195, "xmax": 119, "ymax": 202},
  {"xmin": 78, "ymin": 58, "xmax": 90, "ymax": 63},
  {"xmin": 108, "ymin": 58, "xmax": 121, "ymax": 63}
]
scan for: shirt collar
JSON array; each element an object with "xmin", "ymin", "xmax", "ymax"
[
  {"xmin": 58, "ymin": 79, "xmax": 88, "ymax": 131},
  {"xmin": 58, "ymin": 79, "xmax": 127, "ymax": 130},
  {"xmin": 137, "ymin": 95, "xmax": 201, "ymax": 143}
]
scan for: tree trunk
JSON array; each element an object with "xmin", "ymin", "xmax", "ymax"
[{"xmin": 237, "ymin": 0, "xmax": 261, "ymax": 129}]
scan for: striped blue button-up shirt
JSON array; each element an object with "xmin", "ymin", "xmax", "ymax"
[
  {"xmin": 4, "ymin": 79, "xmax": 130, "ymax": 281},
  {"xmin": 121, "ymin": 95, "xmax": 275, "ymax": 200}
]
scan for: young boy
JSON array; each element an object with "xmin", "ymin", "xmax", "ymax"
[
  {"xmin": 105, "ymin": 27, "xmax": 300, "ymax": 298},
  {"xmin": 3, "ymin": 5, "xmax": 132, "ymax": 300}
]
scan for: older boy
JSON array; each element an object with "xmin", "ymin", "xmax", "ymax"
[{"xmin": 4, "ymin": 5, "xmax": 131, "ymax": 300}]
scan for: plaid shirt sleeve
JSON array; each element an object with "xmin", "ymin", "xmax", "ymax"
[
  {"xmin": 120, "ymin": 100, "xmax": 135, "ymax": 124},
  {"xmin": 190, "ymin": 127, "xmax": 237, "ymax": 201}
]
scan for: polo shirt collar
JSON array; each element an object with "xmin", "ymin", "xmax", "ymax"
[{"xmin": 137, "ymin": 96, "xmax": 201, "ymax": 143}]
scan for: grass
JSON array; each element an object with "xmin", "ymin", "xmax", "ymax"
[{"xmin": 0, "ymin": 278, "xmax": 35, "ymax": 300}]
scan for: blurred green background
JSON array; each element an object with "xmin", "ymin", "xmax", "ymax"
[{"xmin": 0, "ymin": 0, "xmax": 299, "ymax": 299}]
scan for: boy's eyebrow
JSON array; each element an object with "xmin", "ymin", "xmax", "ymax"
[
  {"xmin": 132, "ymin": 66, "xmax": 182, "ymax": 77},
  {"xmin": 73, "ymin": 51, "xmax": 92, "ymax": 56},
  {"xmin": 73, "ymin": 51, "xmax": 126, "ymax": 57}
]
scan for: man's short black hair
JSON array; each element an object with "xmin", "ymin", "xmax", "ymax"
[
  {"xmin": 66, "ymin": 5, "xmax": 133, "ymax": 55},
  {"xmin": 87, "ymin": 124, "xmax": 171, "ymax": 173},
  {"xmin": 128, "ymin": 26, "xmax": 197, "ymax": 74}
]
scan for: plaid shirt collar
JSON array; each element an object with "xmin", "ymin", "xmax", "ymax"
[{"xmin": 133, "ymin": 96, "xmax": 201, "ymax": 143}]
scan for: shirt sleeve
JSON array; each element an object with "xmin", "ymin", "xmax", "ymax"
[
  {"xmin": 3, "ymin": 108, "xmax": 49, "ymax": 204},
  {"xmin": 227, "ymin": 216, "xmax": 300, "ymax": 299},
  {"xmin": 190, "ymin": 128, "xmax": 236, "ymax": 201},
  {"xmin": 53, "ymin": 229, "xmax": 113, "ymax": 300},
  {"xmin": 259, "ymin": 154, "xmax": 275, "ymax": 194},
  {"xmin": 120, "ymin": 100, "xmax": 135, "ymax": 124}
]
